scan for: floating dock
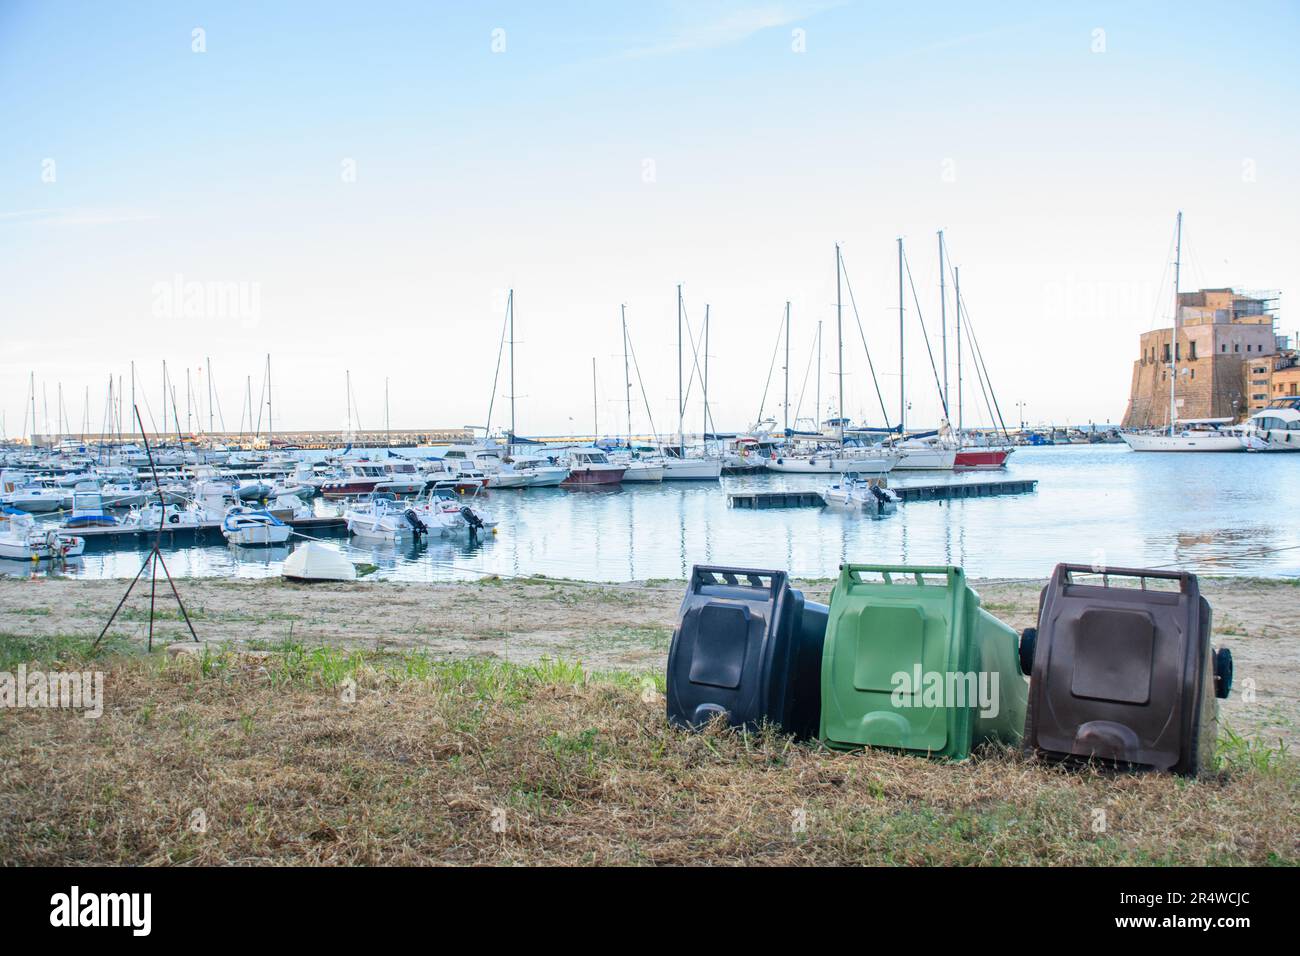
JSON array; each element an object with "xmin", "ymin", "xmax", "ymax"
[{"xmin": 728, "ymin": 478, "xmax": 1037, "ymax": 509}]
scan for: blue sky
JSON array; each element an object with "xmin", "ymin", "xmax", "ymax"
[{"xmin": 2, "ymin": 0, "xmax": 1297, "ymax": 437}]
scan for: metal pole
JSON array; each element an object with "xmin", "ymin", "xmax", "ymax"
[
  {"xmin": 815, "ymin": 320, "xmax": 822, "ymax": 434},
  {"xmin": 703, "ymin": 304, "xmax": 710, "ymax": 451},
  {"xmin": 592, "ymin": 357, "xmax": 598, "ymax": 441}
]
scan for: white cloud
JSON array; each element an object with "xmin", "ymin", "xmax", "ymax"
[{"xmin": 620, "ymin": 0, "xmax": 846, "ymax": 59}]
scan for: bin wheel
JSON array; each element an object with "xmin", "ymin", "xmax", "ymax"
[
  {"xmin": 1019, "ymin": 627, "xmax": 1037, "ymax": 676},
  {"xmin": 1213, "ymin": 647, "xmax": 1233, "ymax": 699}
]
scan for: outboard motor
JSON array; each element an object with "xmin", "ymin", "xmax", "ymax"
[
  {"xmin": 403, "ymin": 508, "xmax": 428, "ymax": 537},
  {"xmin": 460, "ymin": 506, "xmax": 485, "ymax": 538}
]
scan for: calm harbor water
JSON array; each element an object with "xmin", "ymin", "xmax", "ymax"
[{"xmin": 10, "ymin": 445, "xmax": 1298, "ymax": 582}]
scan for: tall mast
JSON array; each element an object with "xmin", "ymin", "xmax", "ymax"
[
  {"xmin": 898, "ymin": 237, "xmax": 905, "ymax": 435},
  {"xmin": 130, "ymin": 362, "xmax": 135, "ymax": 439},
  {"xmin": 266, "ymin": 354, "xmax": 273, "ymax": 446},
  {"xmin": 161, "ymin": 360, "xmax": 168, "ymax": 441},
  {"xmin": 207, "ymin": 357, "xmax": 214, "ymax": 433},
  {"xmin": 815, "ymin": 320, "xmax": 822, "ymax": 434},
  {"xmin": 186, "ymin": 366, "xmax": 192, "ymax": 435},
  {"xmin": 677, "ymin": 283, "xmax": 684, "ymax": 452},
  {"xmin": 592, "ymin": 357, "xmax": 599, "ymax": 441},
  {"xmin": 345, "ymin": 370, "xmax": 352, "ymax": 438},
  {"xmin": 835, "ymin": 243, "xmax": 844, "ymax": 444},
  {"xmin": 1170, "ymin": 210, "xmax": 1183, "ymax": 436},
  {"xmin": 938, "ymin": 230, "xmax": 948, "ymax": 419},
  {"xmin": 507, "ymin": 288, "xmax": 516, "ymax": 452},
  {"xmin": 621, "ymin": 304, "xmax": 632, "ymax": 446},
  {"xmin": 783, "ymin": 300, "xmax": 790, "ymax": 434},
  {"xmin": 955, "ymin": 266, "xmax": 963, "ymax": 434},
  {"xmin": 385, "ymin": 376, "xmax": 391, "ymax": 450},
  {"xmin": 703, "ymin": 304, "xmax": 711, "ymax": 452}
]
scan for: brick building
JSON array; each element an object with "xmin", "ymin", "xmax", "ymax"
[{"xmin": 1122, "ymin": 288, "xmax": 1281, "ymax": 428}]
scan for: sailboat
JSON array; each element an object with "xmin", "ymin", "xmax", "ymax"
[
  {"xmin": 663, "ymin": 286, "xmax": 723, "ymax": 480},
  {"xmin": 1122, "ymin": 213, "xmax": 1244, "ymax": 452},
  {"xmin": 767, "ymin": 246, "xmax": 900, "ymax": 475}
]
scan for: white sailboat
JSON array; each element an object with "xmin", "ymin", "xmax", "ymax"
[
  {"xmin": 1123, "ymin": 212, "xmax": 1245, "ymax": 453},
  {"xmin": 765, "ymin": 245, "xmax": 900, "ymax": 476}
]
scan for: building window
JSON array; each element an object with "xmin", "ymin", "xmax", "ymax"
[
  {"xmin": 1163, "ymin": 344, "xmax": 1171, "ymax": 362},
  {"xmin": 1221, "ymin": 343, "xmax": 1227, "ymax": 352},
  {"xmin": 1190, "ymin": 341, "xmax": 1197, "ymax": 360},
  {"xmin": 1234, "ymin": 343, "xmax": 1240, "ymax": 352}
]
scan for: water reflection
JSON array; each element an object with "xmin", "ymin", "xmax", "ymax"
[{"xmin": 5, "ymin": 446, "xmax": 1297, "ymax": 582}]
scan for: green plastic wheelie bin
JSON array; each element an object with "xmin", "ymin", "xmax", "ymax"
[{"xmin": 819, "ymin": 564, "xmax": 1028, "ymax": 759}]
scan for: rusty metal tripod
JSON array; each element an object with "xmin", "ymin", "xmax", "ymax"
[{"xmin": 93, "ymin": 405, "xmax": 198, "ymax": 652}]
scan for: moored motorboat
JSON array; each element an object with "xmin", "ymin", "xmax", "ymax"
[
  {"xmin": 0, "ymin": 509, "xmax": 85, "ymax": 561},
  {"xmin": 222, "ymin": 506, "xmax": 291, "ymax": 546},
  {"xmin": 560, "ymin": 449, "xmax": 625, "ymax": 486}
]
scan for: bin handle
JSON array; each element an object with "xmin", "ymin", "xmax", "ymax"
[
  {"xmin": 840, "ymin": 563, "xmax": 960, "ymax": 587},
  {"xmin": 1056, "ymin": 563, "xmax": 1194, "ymax": 593},
  {"xmin": 690, "ymin": 565, "xmax": 785, "ymax": 594}
]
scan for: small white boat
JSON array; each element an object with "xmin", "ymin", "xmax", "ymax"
[
  {"xmin": 1237, "ymin": 400, "xmax": 1300, "ymax": 452},
  {"xmin": 222, "ymin": 506, "xmax": 291, "ymax": 546},
  {"xmin": 345, "ymin": 494, "xmax": 428, "ymax": 541},
  {"xmin": 282, "ymin": 542, "xmax": 357, "ymax": 582},
  {"xmin": 660, "ymin": 456, "xmax": 722, "ymax": 481},
  {"xmin": 0, "ymin": 510, "xmax": 85, "ymax": 561},
  {"xmin": 408, "ymin": 489, "xmax": 497, "ymax": 536},
  {"xmin": 615, "ymin": 458, "xmax": 666, "ymax": 482},
  {"xmin": 823, "ymin": 475, "xmax": 899, "ymax": 516},
  {"xmin": 3, "ymin": 485, "xmax": 68, "ymax": 513},
  {"xmin": 126, "ymin": 502, "xmax": 206, "ymax": 530}
]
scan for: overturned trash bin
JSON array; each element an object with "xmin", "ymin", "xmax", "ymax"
[
  {"xmin": 666, "ymin": 565, "xmax": 828, "ymax": 738},
  {"xmin": 819, "ymin": 564, "xmax": 1028, "ymax": 759},
  {"xmin": 1021, "ymin": 564, "xmax": 1232, "ymax": 776}
]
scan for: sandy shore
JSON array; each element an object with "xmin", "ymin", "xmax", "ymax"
[{"xmin": 1, "ymin": 573, "xmax": 1295, "ymax": 745}]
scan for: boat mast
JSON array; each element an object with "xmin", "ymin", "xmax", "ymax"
[
  {"xmin": 836, "ymin": 243, "xmax": 844, "ymax": 445},
  {"xmin": 161, "ymin": 360, "xmax": 168, "ymax": 442},
  {"xmin": 345, "ymin": 370, "xmax": 352, "ymax": 439},
  {"xmin": 621, "ymin": 304, "xmax": 631, "ymax": 448},
  {"xmin": 207, "ymin": 357, "xmax": 214, "ymax": 434},
  {"xmin": 783, "ymin": 300, "xmax": 790, "ymax": 434},
  {"xmin": 677, "ymin": 283, "xmax": 684, "ymax": 453},
  {"xmin": 266, "ymin": 354, "xmax": 273, "ymax": 447},
  {"xmin": 592, "ymin": 357, "xmax": 599, "ymax": 441},
  {"xmin": 955, "ymin": 266, "xmax": 963, "ymax": 434},
  {"xmin": 938, "ymin": 230, "xmax": 948, "ymax": 420},
  {"xmin": 815, "ymin": 320, "xmax": 822, "ymax": 434},
  {"xmin": 898, "ymin": 237, "xmax": 905, "ymax": 435},
  {"xmin": 129, "ymin": 362, "xmax": 135, "ymax": 440},
  {"xmin": 1170, "ymin": 210, "xmax": 1183, "ymax": 436},
  {"xmin": 703, "ymin": 304, "xmax": 711, "ymax": 454},
  {"xmin": 508, "ymin": 288, "xmax": 516, "ymax": 453},
  {"xmin": 385, "ymin": 376, "xmax": 391, "ymax": 450}
]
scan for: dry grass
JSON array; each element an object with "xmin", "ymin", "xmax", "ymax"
[{"xmin": 1, "ymin": 636, "xmax": 1295, "ymax": 866}]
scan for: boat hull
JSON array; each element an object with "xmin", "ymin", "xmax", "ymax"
[
  {"xmin": 766, "ymin": 454, "xmax": 897, "ymax": 476},
  {"xmin": 953, "ymin": 448, "xmax": 1012, "ymax": 470},
  {"xmin": 893, "ymin": 447, "xmax": 957, "ymax": 470},
  {"xmin": 661, "ymin": 459, "xmax": 722, "ymax": 480},
  {"xmin": 561, "ymin": 466, "xmax": 626, "ymax": 486},
  {"xmin": 1121, "ymin": 433, "xmax": 1244, "ymax": 452}
]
